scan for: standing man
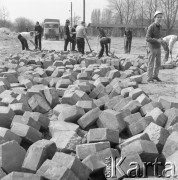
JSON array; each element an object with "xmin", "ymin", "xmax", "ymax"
[
  {"xmin": 97, "ymin": 27, "xmax": 111, "ymax": 58},
  {"xmin": 76, "ymin": 21, "xmax": 87, "ymax": 54},
  {"xmin": 17, "ymin": 31, "xmax": 36, "ymax": 50},
  {"xmin": 146, "ymin": 11, "xmax": 163, "ymax": 83},
  {"xmin": 124, "ymin": 27, "xmax": 132, "ymax": 53},
  {"xmin": 161, "ymin": 35, "xmax": 178, "ymax": 63},
  {"xmin": 63, "ymin": 19, "xmax": 75, "ymax": 51},
  {"xmin": 71, "ymin": 25, "xmax": 77, "ymax": 51},
  {"xmin": 34, "ymin": 21, "xmax": 43, "ymax": 50}
]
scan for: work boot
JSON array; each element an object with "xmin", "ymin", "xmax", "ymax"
[
  {"xmin": 147, "ymin": 78, "xmax": 154, "ymax": 83},
  {"xmin": 153, "ymin": 77, "xmax": 162, "ymax": 82}
]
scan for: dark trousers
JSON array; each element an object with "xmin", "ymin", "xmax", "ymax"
[
  {"xmin": 35, "ymin": 34, "xmax": 42, "ymax": 50},
  {"xmin": 98, "ymin": 38, "xmax": 109, "ymax": 58},
  {"xmin": 19, "ymin": 37, "xmax": 29, "ymax": 50},
  {"xmin": 72, "ymin": 37, "xmax": 76, "ymax": 50},
  {"xmin": 124, "ymin": 38, "xmax": 132, "ymax": 53},
  {"xmin": 161, "ymin": 41, "xmax": 169, "ymax": 62},
  {"xmin": 64, "ymin": 36, "xmax": 75, "ymax": 51},
  {"xmin": 76, "ymin": 37, "xmax": 85, "ymax": 54}
]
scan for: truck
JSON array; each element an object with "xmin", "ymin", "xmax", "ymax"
[{"xmin": 43, "ymin": 19, "xmax": 60, "ymax": 40}]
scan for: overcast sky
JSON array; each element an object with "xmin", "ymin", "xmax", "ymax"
[{"xmin": 0, "ymin": 0, "xmax": 108, "ymax": 25}]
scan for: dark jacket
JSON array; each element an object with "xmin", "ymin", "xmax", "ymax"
[
  {"xmin": 98, "ymin": 28, "xmax": 106, "ymax": 38},
  {"xmin": 100, "ymin": 37, "xmax": 111, "ymax": 44},
  {"xmin": 71, "ymin": 27, "xmax": 76, "ymax": 39},
  {"xmin": 64, "ymin": 25, "xmax": 70, "ymax": 38},
  {"xmin": 35, "ymin": 25, "xmax": 43, "ymax": 35},
  {"xmin": 146, "ymin": 22, "xmax": 162, "ymax": 49},
  {"xmin": 125, "ymin": 30, "xmax": 132, "ymax": 41}
]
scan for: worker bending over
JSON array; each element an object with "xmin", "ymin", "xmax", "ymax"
[
  {"xmin": 162, "ymin": 35, "xmax": 178, "ymax": 63},
  {"xmin": 17, "ymin": 31, "xmax": 36, "ymax": 50},
  {"xmin": 97, "ymin": 27, "xmax": 111, "ymax": 58}
]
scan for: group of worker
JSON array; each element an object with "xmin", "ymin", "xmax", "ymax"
[
  {"xmin": 17, "ymin": 21, "xmax": 43, "ymax": 51},
  {"xmin": 17, "ymin": 16, "xmax": 178, "ymax": 84},
  {"xmin": 17, "ymin": 19, "xmax": 111, "ymax": 59},
  {"xmin": 63, "ymin": 19, "xmax": 111, "ymax": 58}
]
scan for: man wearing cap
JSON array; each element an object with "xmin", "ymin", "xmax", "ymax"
[
  {"xmin": 96, "ymin": 27, "xmax": 111, "ymax": 58},
  {"xmin": 64, "ymin": 20, "xmax": 75, "ymax": 51},
  {"xmin": 146, "ymin": 11, "xmax": 163, "ymax": 82},
  {"xmin": 76, "ymin": 21, "xmax": 87, "ymax": 54},
  {"xmin": 161, "ymin": 35, "xmax": 178, "ymax": 63}
]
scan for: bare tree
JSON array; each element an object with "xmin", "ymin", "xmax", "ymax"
[
  {"xmin": 0, "ymin": 6, "xmax": 9, "ymax": 26},
  {"xmin": 91, "ymin": 9, "xmax": 101, "ymax": 24},
  {"xmin": 159, "ymin": 0, "xmax": 178, "ymax": 34},
  {"xmin": 68, "ymin": 15, "xmax": 81, "ymax": 26},
  {"xmin": 101, "ymin": 8, "xmax": 112, "ymax": 24},
  {"xmin": 108, "ymin": 0, "xmax": 124, "ymax": 24},
  {"xmin": 14, "ymin": 17, "xmax": 34, "ymax": 32},
  {"xmin": 144, "ymin": 0, "xmax": 159, "ymax": 25},
  {"xmin": 73, "ymin": 15, "xmax": 81, "ymax": 25},
  {"xmin": 107, "ymin": 0, "xmax": 137, "ymax": 25},
  {"xmin": 122, "ymin": 0, "xmax": 137, "ymax": 24}
]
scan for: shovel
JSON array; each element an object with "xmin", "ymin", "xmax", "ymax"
[{"xmin": 86, "ymin": 37, "xmax": 93, "ymax": 52}]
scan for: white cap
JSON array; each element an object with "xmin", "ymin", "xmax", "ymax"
[{"xmin": 154, "ymin": 11, "xmax": 163, "ymax": 17}]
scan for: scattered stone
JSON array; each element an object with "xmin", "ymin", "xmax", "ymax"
[
  {"xmin": 22, "ymin": 140, "xmax": 56, "ymax": 173},
  {"xmin": 87, "ymin": 128, "xmax": 119, "ymax": 144},
  {"xmin": 0, "ymin": 127, "xmax": 21, "ymax": 144},
  {"xmin": 1, "ymin": 172, "xmax": 43, "ymax": 180},
  {"xmin": 146, "ymin": 107, "xmax": 168, "ymax": 127},
  {"xmin": 158, "ymin": 96, "xmax": 178, "ymax": 110},
  {"xmin": 162, "ymin": 131, "xmax": 178, "ymax": 158},
  {"xmin": 11, "ymin": 122, "xmax": 42, "ymax": 144},
  {"xmin": 0, "ymin": 106, "xmax": 15, "ymax": 128},
  {"xmin": 28, "ymin": 94, "xmax": 51, "ymax": 113},
  {"xmin": 128, "ymin": 116, "xmax": 154, "ymax": 136},
  {"xmin": 58, "ymin": 105, "xmax": 85, "ymax": 123},
  {"xmin": 76, "ymin": 141, "xmax": 110, "ymax": 160},
  {"xmin": 0, "ymin": 141, "xmax": 26, "ymax": 173},
  {"xmin": 77, "ymin": 107, "xmax": 100, "ymax": 129},
  {"xmin": 121, "ymin": 140, "xmax": 159, "ymax": 162},
  {"xmin": 164, "ymin": 108, "xmax": 178, "ymax": 128},
  {"xmin": 49, "ymin": 121, "xmax": 79, "ymax": 137},
  {"xmin": 97, "ymin": 109, "xmax": 126, "ymax": 133},
  {"xmin": 144, "ymin": 122, "xmax": 170, "ymax": 153},
  {"xmin": 51, "ymin": 131, "xmax": 82, "ymax": 153}
]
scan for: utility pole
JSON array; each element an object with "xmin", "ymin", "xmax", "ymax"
[
  {"xmin": 74, "ymin": 12, "xmax": 75, "ymax": 25},
  {"xmin": 83, "ymin": 0, "xmax": 85, "ymax": 22},
  {"xmin": 71, "ymin": 1, "xmax": 73, "ymax": 27}
]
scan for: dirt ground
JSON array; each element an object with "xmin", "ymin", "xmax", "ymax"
[{"xmin": 0, "ymin": 34, "xmax": 177, "ymax": 101}]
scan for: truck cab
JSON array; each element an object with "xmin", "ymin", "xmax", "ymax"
[{"xmin": 44, "ymin": 19, "xmax": 60, "ymax": 40}]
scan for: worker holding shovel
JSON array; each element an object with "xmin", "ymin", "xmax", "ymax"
[
  {"xmin": 96, "ymin": 27, "xmax": 111, "ymax": 59},
  {"xmin": 17, "ymin": 31, "xmax": 37, "ymax": 51},
  {"xmin": 161, "ymin": 35, "xmax": 178, "ymax": 64}
]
